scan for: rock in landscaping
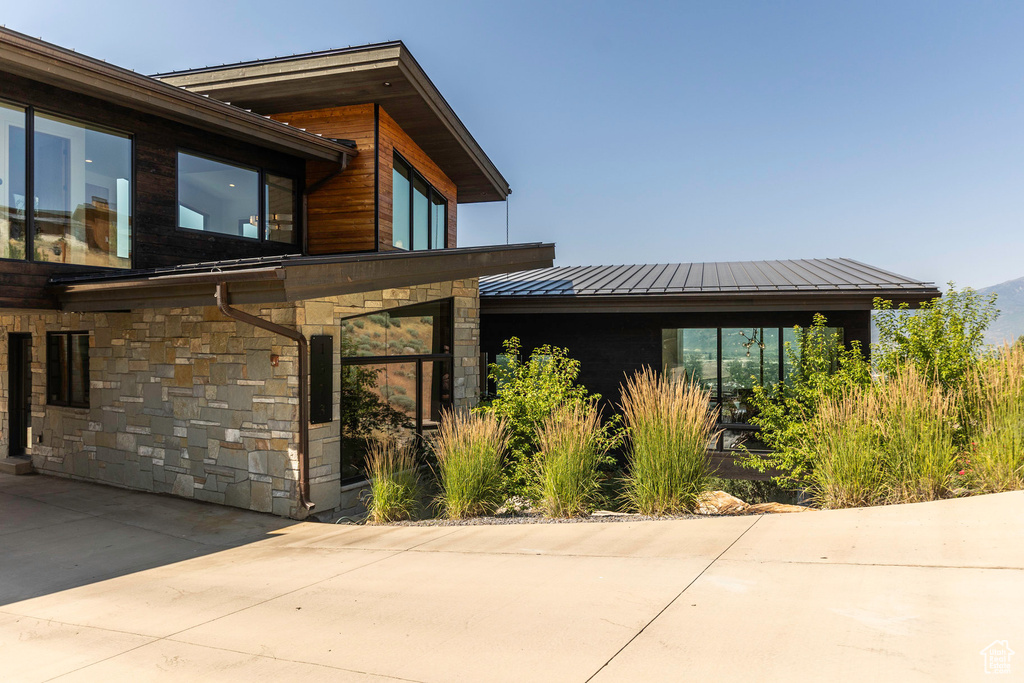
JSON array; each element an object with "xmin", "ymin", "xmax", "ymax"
[
  {"xmin": 745, "ymin": 502, "xmax": 811, "ymax": 514},
  {"xmin": 695, "ymin": 490, "xmax": 749, "ymax": 515}
]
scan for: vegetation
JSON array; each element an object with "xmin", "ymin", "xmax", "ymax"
[
  {"xmin": 364, "ymin": 437, "xmax": 420, "ymax": 523},
  {"xmin": 479, "ymin": 337, "xmax": 618, "ymax": 498},
  {"xmin": 432, "ymin": 409, "xmax": 508, "ymax": 519},
  {"xmin": 620, "ymin": 368, "xmax": 719, "ymax": 515},
  {"xmin": 965, "ymin": 344, "xmax": 1024, "ymax": 493},
  {"xmin": 533, "ymin": 402, "xmax": 609, "ymax": 517}
]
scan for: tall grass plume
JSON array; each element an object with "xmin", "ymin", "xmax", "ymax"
[
  {"xmin": 534, "ymin": 402, "xmax": 608, "ymax": 517},
  {"xmin": 967, "ymin": 344, "xmax": 1024, "ymax": 492},
  {"xmin": 433, "ymin": 410, "xmax": 508, "ymax": 519},
  {"xmin": 364, "ymin": 437, "xmax": 420, "ymax": 523}
]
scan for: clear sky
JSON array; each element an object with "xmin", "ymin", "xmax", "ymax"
[{"xmin": 6, "ymin": 1, "xmax": 1024, "ymax": 288}]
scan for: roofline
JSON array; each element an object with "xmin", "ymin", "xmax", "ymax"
[
  {"xmin": 153, "ymin": 41, "xmax": 510, "ymax": 201},
  {"xmin": 0, "ymin": 27, "xmax": 356, "ymax": 162}
]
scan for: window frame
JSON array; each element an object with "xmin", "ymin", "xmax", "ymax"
[
  {"xmin": 175, "ymin": 148, "xmax": 300, "ymax": 245},
  {"xmin": 46, "ymin": 331, "xmax": 90, "ymax": 409},
  {"xmin": 391, "ymin": 152, "xmax": 448, "ymax": 251},
  {"xmin": 0, "ymin": 99, "xmax": 136, "ymax": 269}
]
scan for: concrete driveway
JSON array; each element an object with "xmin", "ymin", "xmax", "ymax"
[{"xmin": 1, "ymin": 473, "xmax": 1022, "ymax": 682}]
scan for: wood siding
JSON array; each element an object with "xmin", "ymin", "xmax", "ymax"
[
  {"xmin": 377, "ymin": 107, "xmax": 457, "ymax": 250},
  {"xmin": 0, "ymin": 73, "xmax": 306, "ymax": 308},
  {"xmin": 272, "ymin": 105, "xmax": 377, "ymax": 254}
]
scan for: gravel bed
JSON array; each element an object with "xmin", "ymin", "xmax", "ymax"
[{"xmin": 355, "ymin": 511, "xmax": 707, "ymax": 526}]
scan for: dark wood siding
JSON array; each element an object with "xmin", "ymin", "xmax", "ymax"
[
  {"xmin": 480, "ymin": 309, "xmax": 873, "ymax": 410},
  {"xmin": 0, "ymin": 73, "xmax": 306, "ymax": 308}
]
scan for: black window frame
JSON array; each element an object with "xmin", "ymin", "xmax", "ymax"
[
  {"xmin": 0, "ymin": 98, "xmax": 136, "ymax": 269},
  {"xmin": 46, "ymin": 331, "xmax": 90, "ymax": 409},
  {"xmin": 175, "ymin": 149, "xmax": 299, "ymax": 245},
  {"xmin": 392, "ymin": 152, "xmax": 448, "ymax": 251}
]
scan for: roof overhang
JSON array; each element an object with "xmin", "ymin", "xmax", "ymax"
[
  {"xmin": 153, "ymin": 42, "xmax": 509, "ymax": 203},
  {"xmin": 0, "ymin": 27, "xmax": 355, "ymax": 163},
  {"xmin": 480, "ymin": 289, "xmax": 940, "ymax": 315},
  {"xmin": 54, "ymin": 244, "xmax": 554, "ymax": 312}
]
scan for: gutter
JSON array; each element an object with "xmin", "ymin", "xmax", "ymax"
[{"xmin": 215, "ymin": 282, "xmax": 314, "ymax": 513}]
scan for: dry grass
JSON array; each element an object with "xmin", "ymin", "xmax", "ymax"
[
  {"xmin": 620, "ymin": 367, "xmax": 720, "ymax": 515},
  {"xmin": 364, "ymin": 437, "xmax": 420, "ymax": 523},
  {"xmin": 967, "ymin": 344, "xmax": 1024, "ymax": 493},
  {"xmin": 432, "ymin": 410, "xmax": 508, "ymax": 519},
  {"xmin": 534, "ymin": 402, "xmax": 608, "ymax": 517}
]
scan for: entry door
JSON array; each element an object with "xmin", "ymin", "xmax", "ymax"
[{"xmin": 8, "ymin": 333, "xmax": 31, "ymax": 457}]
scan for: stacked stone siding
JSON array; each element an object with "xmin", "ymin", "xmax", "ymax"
[{"xmin": 0, "ymin": 277, "xmax": 479, "ymax": 519}]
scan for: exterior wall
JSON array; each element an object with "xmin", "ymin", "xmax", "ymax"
[
  {"xmin": 480, "ymin": 308, "xmax": 872, "ymax": 410},
  {"xmin": 299, "ymin": 277, "xmax": 480, "ymax": 513},
  {"xmin": 377, "ymin": 107, "xmax": 458, "ymax": 250},
  {"xmin": 273, "ymin": 104, "xmax": 378, "ymax": 254},
  {"xmin": 0, "ymin": 277, "xmax": 479, "ymax": 518}
]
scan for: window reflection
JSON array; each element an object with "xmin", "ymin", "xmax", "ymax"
[
  {"xmin": 34, "ymin": 113, "xmax": 131, "ymax": 268},
  {"xmin": 177, "ymin": 152, "xmax": 259, "ymax": 238},
  {"xmin": 391, "ymin": 154, "xmax": 447, "ymax": 251},
  {"xmin": 0, "ymin": 102, "xmax": 27, "ymax": 260},
  {"xmin": 264, "ymin": 173, "xmax": 295, "ymax": 243}
]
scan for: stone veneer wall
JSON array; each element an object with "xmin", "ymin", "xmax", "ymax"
[{"xmin": 0, "ymin": 277, "xmax": 479, "ymax": 519}]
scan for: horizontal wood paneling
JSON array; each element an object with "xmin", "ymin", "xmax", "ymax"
[
  {"xmin": 0, "ymin": 73, "xmax": 307, "ymax": 307},
  {"xmin": 377, "ymin": 107, "xmax": 458, "ymax": 250},
  {"xmin": 272, "ymin": 105, "xmax": 376, "ymax": 254}
]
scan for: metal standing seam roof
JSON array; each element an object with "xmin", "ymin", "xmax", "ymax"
[{"xmin": 479, "ymin": 259, "xmax": 938, "ymax": 297}]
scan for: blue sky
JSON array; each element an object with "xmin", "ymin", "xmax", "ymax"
[{"xmin": 6, "ymin": 1, "xmax": 1024, "ymax": 288}]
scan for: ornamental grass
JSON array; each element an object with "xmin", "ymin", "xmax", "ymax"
[
  {"xmin": 966, "ymin": 344, "xmax": 1024, "ymax": 493},
  {"xmin": 534, "ymin": 402, "xmax": 608, "ymax": 517},
  {"xmin": 364, "ymin": 437, "xmax": 420, "ymax": 523},
  {"xmin": 620, "ymin": 367, "xmax": 719, "ymax": 515},
  {"xmin": 432, "ymin": 409, "xmax": 508, "ymax": 519}
]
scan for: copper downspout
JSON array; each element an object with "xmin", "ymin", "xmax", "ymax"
[{"xmin": 215, "ymin": 282, "xmax": 314, "ymax": 512}]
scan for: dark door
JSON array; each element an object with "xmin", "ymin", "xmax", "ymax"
[{"xmin": 8, "ymin": 333, "xmax": 31, "ymax": 457}]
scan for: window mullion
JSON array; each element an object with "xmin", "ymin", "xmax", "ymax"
[{"xmin": 25, "ymin": 106, "xmax": 34, "ymax": 263}]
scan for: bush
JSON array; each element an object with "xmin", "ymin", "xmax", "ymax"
[
  {"xmin": 480, "ymin": 337, "xmax": 615, "ymax": 497},
  {"xmin": 432, "ymin": 410, "xmax": 508, "ymax": 519},
  {"xmin": 966, "ymin": 344, "xmax": 1024, "ymax": 493},
  {"xmin": 620, "ymin": 368, "xmax": 719, "ymax": 514},
  {"xmin": 741, "ymin": 314, "xmax": 870, "ymax": 488},
  {"xmin": 533, "ymin": 402, "xmax": 609, "ymax": 517},
  {"xmin": 805, "ymin": 368, "xmax": 959, "ymax": 508},
  {"xmin": 364, "ymin": 437, "xmax": 420, "ymax": 523},
  {"xmin": 873, "ymin": 284, "xmax": 998, "ymax": 391}
]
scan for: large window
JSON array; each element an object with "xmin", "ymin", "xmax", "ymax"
[
  {"xmin": 177, "ymin": 152, "xmax": 296, "ymax": 244},
  {"xmin": 0, "ymin": 103, "xmax": 132, "ymax": 268},
  {"xmin": 47, "ymin": 332, "xmax": 90, "ymax": 408},
  {"xmin": 339, "ymin": 300, "xmax": 453, "ymax": 482},
  {"xmin": 663, "ymin": 325, "xmax": 842, "ymax": 451},
  {"xmin": 391, "ymin": 154, "xmax": 447, "ymax": 251}
]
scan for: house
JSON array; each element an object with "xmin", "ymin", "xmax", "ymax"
[
  {"xmin": 0, "ymin": 28, "xmax": 553, "ymax": 518},
  {"xmin": 480, "ymin": 259, "xmax": 940, "ymax": 473}
]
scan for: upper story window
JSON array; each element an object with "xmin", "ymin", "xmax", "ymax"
[
  {"xmin": 392, "ymin": 154, "xmax": 446, "ymax": 251},
  {"xmin": 177, "ymin": 152, "xmax": 296, "ymax": 244},
  {"xmin": 0, "ymin": 101, "xmax": 132, "ymax": 268}
]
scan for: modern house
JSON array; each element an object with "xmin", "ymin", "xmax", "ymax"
[
  {"xmin": 480, "ymin": 259, "xmax": 940, "ymax": 470},
  {"xmin": 0, "ymin": 28, "xmax": 553, "ymax": 518}
]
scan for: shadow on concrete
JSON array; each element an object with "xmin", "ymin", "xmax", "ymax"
[{"xmin": 0, "ymin": 473, "xmax": 299, "ymax": 605}]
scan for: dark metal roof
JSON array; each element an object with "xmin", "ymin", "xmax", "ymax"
[{"xmin": 480, "ymin": 259, "xmax": 937, "ymax": 298}]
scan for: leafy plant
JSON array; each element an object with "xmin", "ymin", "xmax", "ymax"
[
  {"xmin": 363, "ymin": 437, "xmax": 420, "ymax": 523},
  {"xmin": 873, "ymin": 284, "xmax": 998, "ymax": 391},
  {"xmin": 740, "ymin": 314, "xmax": 871, "ymax": 488},
  {"xmin": 620, "ymin": 367, "xmax": 720, "ymax": 515},
  {"xmin": 533, "ymin": 402, "xmax": 609, "ymax": 517},
  {"xmin": 432, "ymin": 409, "xmax": 508, "ymax": 519},
  {"xmin": 479, "ymin": 337, "xmax": 617, "ymax": 497}
]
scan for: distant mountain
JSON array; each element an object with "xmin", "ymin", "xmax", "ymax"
[{"xmin": 980, "ymin": 276, "xmax": 1024, "ymax": 347}]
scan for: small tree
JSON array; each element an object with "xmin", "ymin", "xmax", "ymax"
[
  {"xmin": 873, "ymin": 284, "xmax": 998, "ymax": 391},
  {"xmin": 740, "ymin": 314, "xmax": 871, "ymax": 489},
  {"xmin": 478, "ymin": 337, "xmax": 617, "ymax": 498}
]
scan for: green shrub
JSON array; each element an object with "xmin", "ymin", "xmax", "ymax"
[
  {"xmin": 364, "ymin": 437, "xmax": 420, "ymax": 523},
  {"xmin": 741, "ymin": 314, "xmax": 870, "ymax": 488},
  {"xmin": 533, "ymin": 402, "xmax": 609, "ymax": 517},
  {"xmin": 805, "ymin": 388, "xmax": 884, "ymax": 509},
  {"xmin": 620, "ymin": 367, "xmax": 719, "ymax": 514},
  {"xmin": 967, "ymin": 344, "xmax": 1024, "ymax": 493},
  {"xmin": 873, "ymin": 284, "xmax": 998, "ymax": 391},
  {"xmin": 479, "ymin": 337, "xmax": 615, "ymax": 497},
  {"xmin": 433, "ymin": 410, "xmax": 508, "ymax": 519}
]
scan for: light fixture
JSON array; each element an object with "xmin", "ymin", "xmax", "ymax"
[
  {"xmin": 382, "ymin": 81, "xmax": 391, "ymax": 87},
  {"xmin": 85, "ymin": 159, "xmax": 92, "ymax": 163},
  {"xmin": 229, "ymin": 183, "xmax": 235, "ymax": 187}
]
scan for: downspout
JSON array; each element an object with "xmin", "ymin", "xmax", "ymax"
[{"xmin": 215, "ymin": 282, "xmax": 314, "ymax": 512}]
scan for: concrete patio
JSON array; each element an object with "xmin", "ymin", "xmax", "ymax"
[{"xmin": 1, "ymin": 472, "xmax": 1021, "ymax": 682}]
